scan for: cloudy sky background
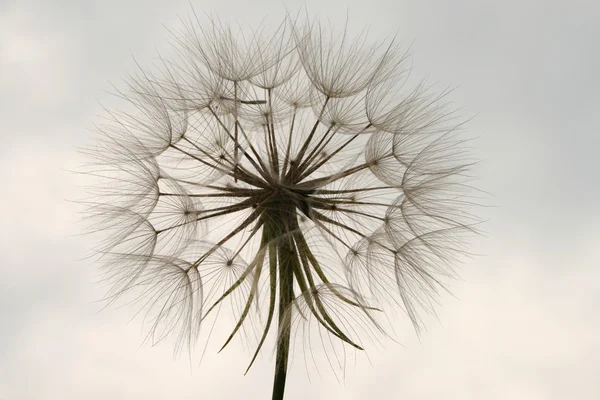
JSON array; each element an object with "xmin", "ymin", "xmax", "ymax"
[{"xmin": 1, "ymin": 0, "xmax": 599, "ymax": 399}]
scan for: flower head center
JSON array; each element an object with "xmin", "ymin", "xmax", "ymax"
[{"xmin": 259, "ymin": 183, "xmax": 313, "ymax": 219}]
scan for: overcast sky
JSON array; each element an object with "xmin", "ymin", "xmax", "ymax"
[{"xmin": 1, "ymin": 0, "xmax": 599, "ymax": 399}]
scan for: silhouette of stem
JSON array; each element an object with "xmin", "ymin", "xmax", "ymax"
[{"xmin": 270, "ymin": 206, "xmax": 297, "ymax": 400}]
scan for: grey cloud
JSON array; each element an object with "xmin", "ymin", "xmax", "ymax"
[{"xmin": 1, "ymin": 0, "xmax": 598, "ymax": 399}]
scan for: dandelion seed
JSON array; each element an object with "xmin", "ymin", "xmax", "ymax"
[{"xmin": 82, "ymin": 11, "xmax": 480, "ymax": 400}]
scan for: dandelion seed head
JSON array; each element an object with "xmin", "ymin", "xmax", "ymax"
[{"xmin": 81, "ymin": 11, "xmax": 480, "ymax": 383}]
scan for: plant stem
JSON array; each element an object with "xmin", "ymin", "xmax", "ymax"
[
  {"xmin": 271, "ymin": 211, "xmax": 296, "ymax": 400},
  {"xmin": 271, "ymin": 286, "xmax": 292, "ymax": 400}
]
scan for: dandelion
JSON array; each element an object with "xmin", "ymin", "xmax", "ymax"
[{"xmin": 82, "ymin": 11, "xmax": 479, "ymax": 400}]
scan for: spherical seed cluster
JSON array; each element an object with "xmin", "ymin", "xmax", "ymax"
[{"xmin": 83, "ymin": 15, "xmax": 478, "ymax": 376}]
